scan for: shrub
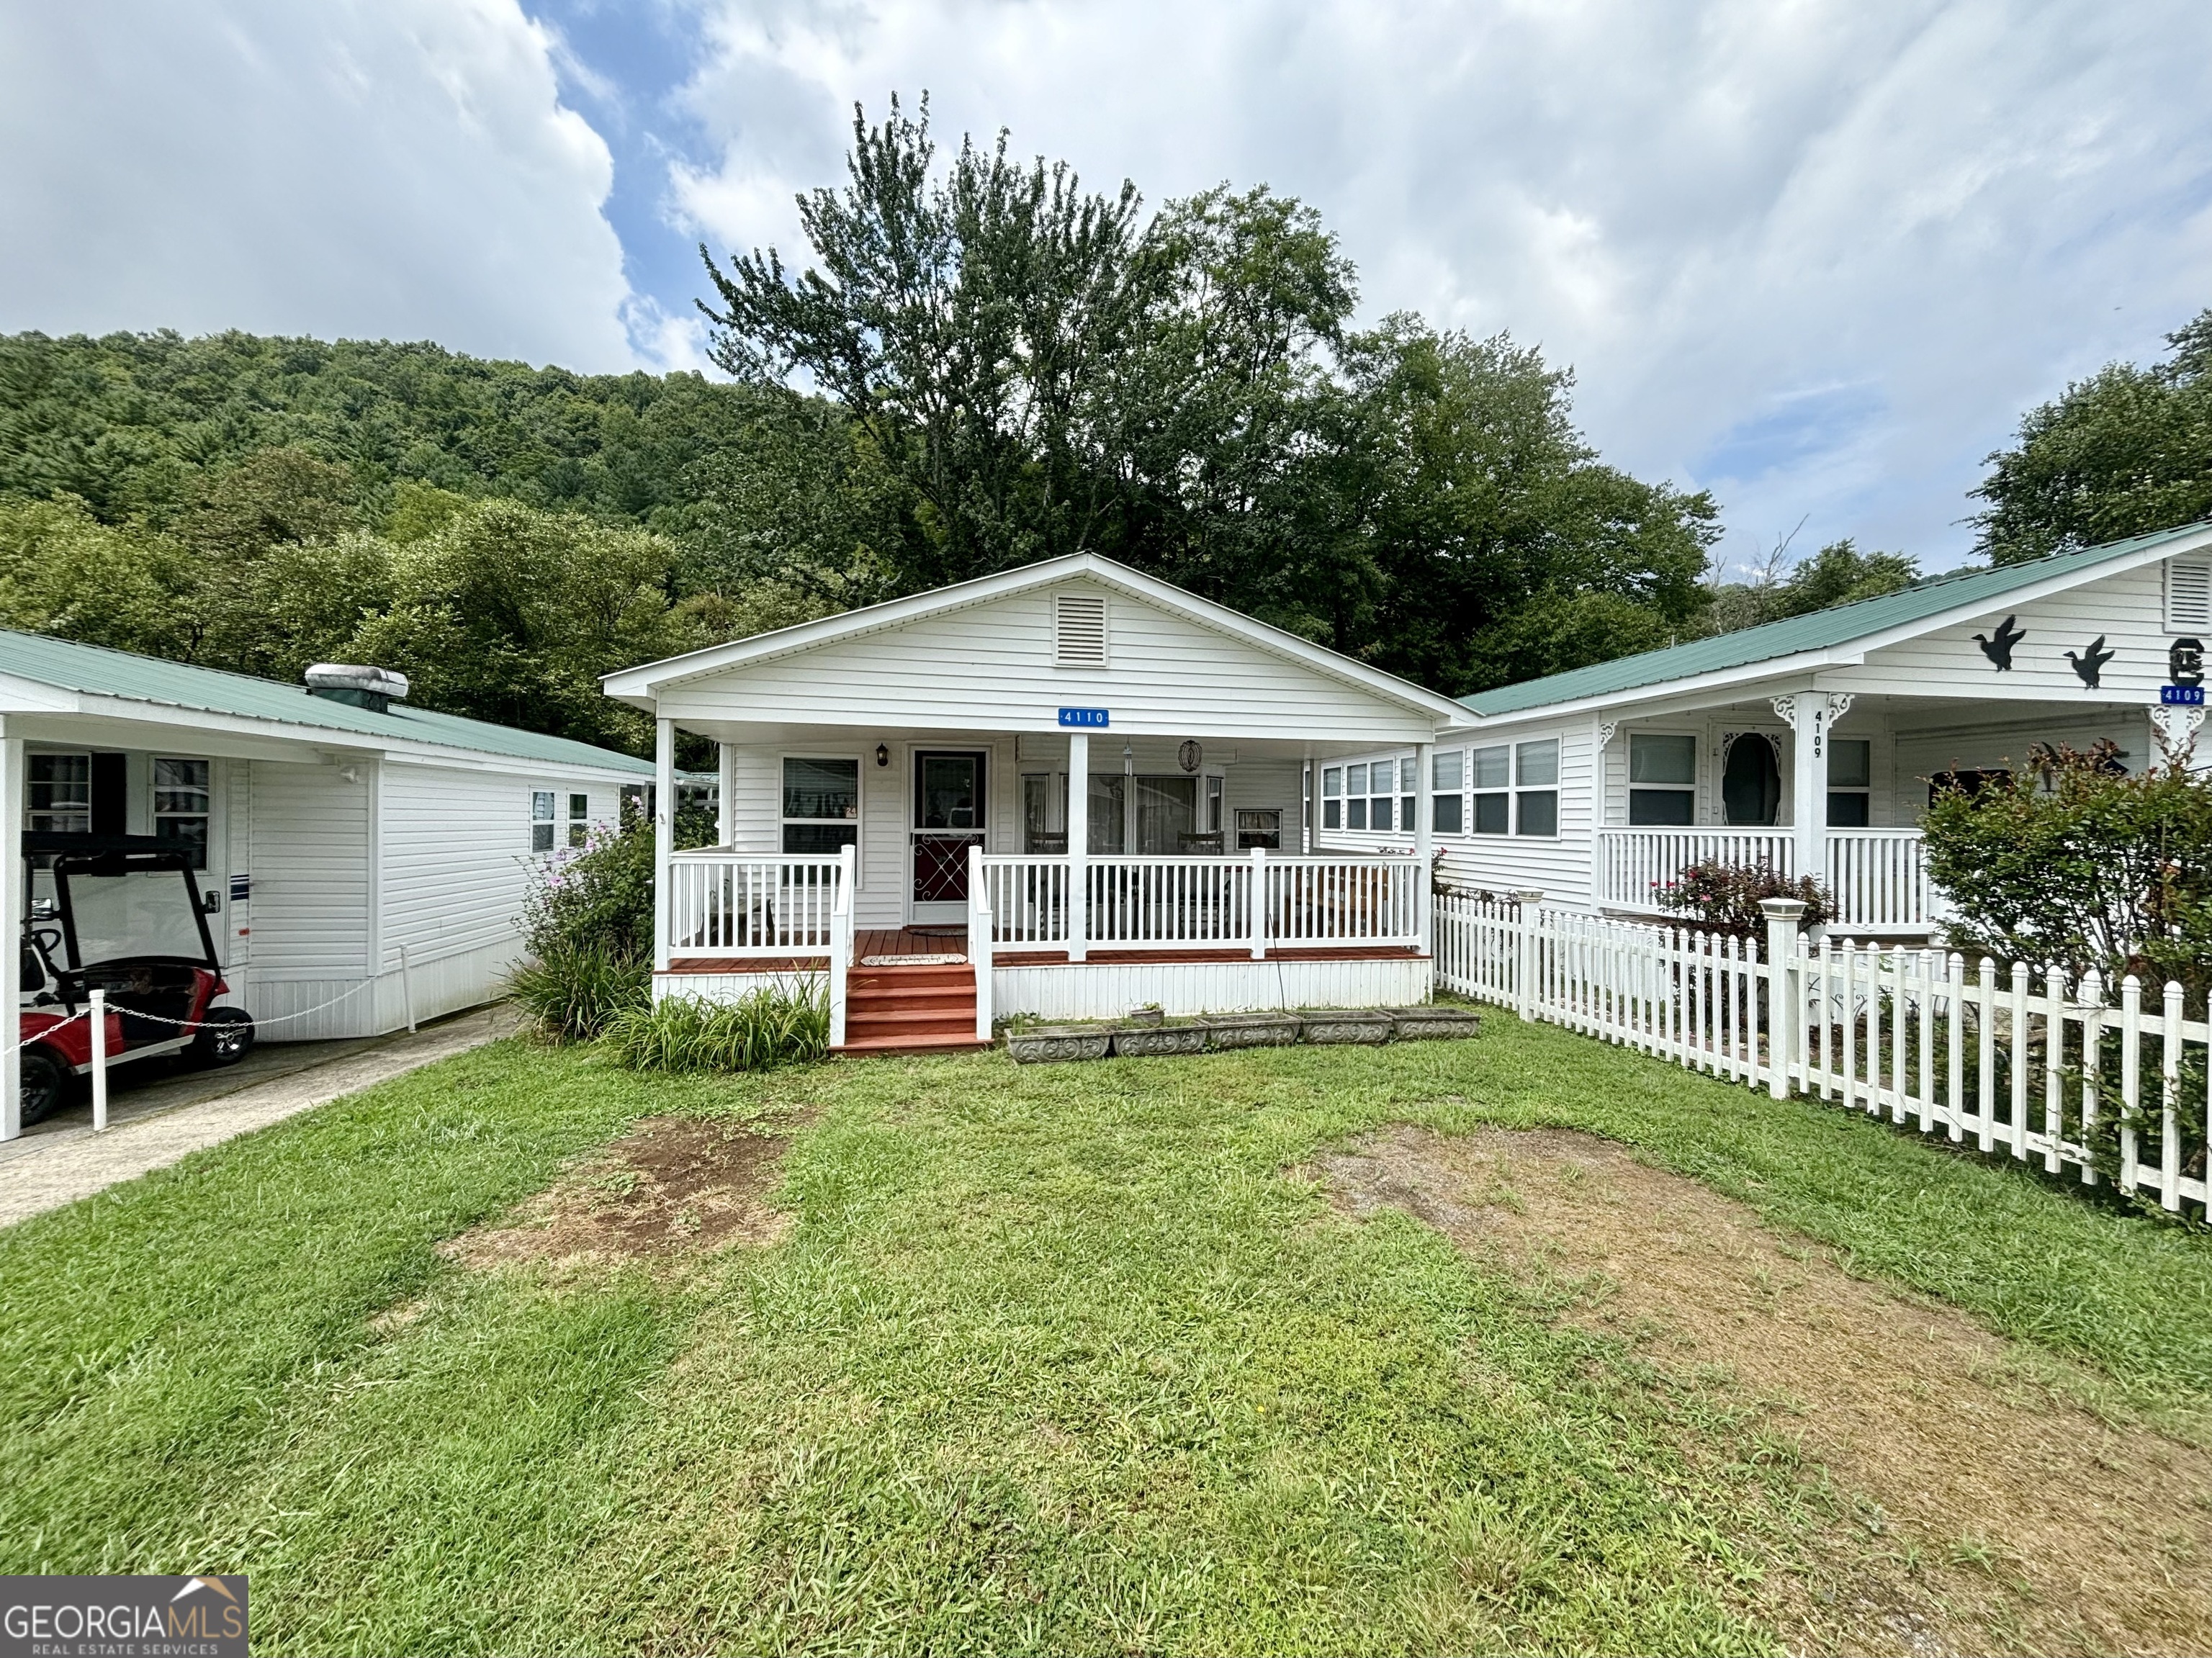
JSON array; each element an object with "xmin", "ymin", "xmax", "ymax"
[
  {"xmin": 506, "ymin": 942, "xmax": 651, "ymax": 1042},
  {"xmin": 603, "ymin": 983, "xmax": 831, "ymax": 1073},
  {"xmin": 510, "ymin": 798, "xmax": 717, "ymax": 1040},
  {"xmin": 1923, "ymin": 739, "xmax": 2212, "ymax": 1000},
  {"xmin": 1652, "ymin": 857, "xmax": 1830, "ymax": 940}
]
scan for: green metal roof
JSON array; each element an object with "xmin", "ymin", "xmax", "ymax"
[
  {"xmin": 1459, "ymin": 521, "xmax": 2212, "ymax": 718},
  {"xmin": 0, "ymin": 628, "xmax": 654, "ymax": 774}
]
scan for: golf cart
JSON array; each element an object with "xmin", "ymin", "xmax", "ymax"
[{"xmin": 17, "ymin": 834, "xmax": 255, "ymax": 1125}]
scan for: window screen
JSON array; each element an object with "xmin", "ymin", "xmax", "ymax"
[{"xmin": 783, "ymin": 757, "xmax": 860, "ymax": 855}]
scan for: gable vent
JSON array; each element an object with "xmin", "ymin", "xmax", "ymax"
[
  {"xmin": 1054, "ymin": 592, "xmax": 1108, "ymax": 665},
  {"xmin": 2168, "ymin": 556, "xmax": 2212, "ymax": 631}
]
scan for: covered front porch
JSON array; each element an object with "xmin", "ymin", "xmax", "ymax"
[
  {"xmin": 603, "ymin": 554, "xmax": 1474, "ymax": 1048},
  {"xmin": 1593, "ymin": 688, "xmax": 2170, "ymax": 935},
  {"xmin": 655, "ymin": 727, "xmax": 1437, "ymax": 1047}
]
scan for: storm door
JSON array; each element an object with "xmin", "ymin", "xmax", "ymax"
[{"xmin": 911, "ymin": 751, "xmax": 987, "ymax": 922}]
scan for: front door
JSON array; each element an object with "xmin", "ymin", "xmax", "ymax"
[{"xmin": 911, "ymin": 751, "xmax": 986, "ymax": 922}]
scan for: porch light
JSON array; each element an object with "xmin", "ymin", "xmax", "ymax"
[{"xmin": 875, "ymin": 744, "xmax": 889, "ymax": 767}]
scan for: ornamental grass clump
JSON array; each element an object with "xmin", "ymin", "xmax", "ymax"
[
  {"xmin": 603, "ymin": 983, "xmax": 831, "ymax": 1074},
  {"xmin": 508, "ymin": 942, "xmax": 651, "ymax": 1043}
]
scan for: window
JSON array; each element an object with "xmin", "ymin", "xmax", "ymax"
[
  {"xmin": 567, "ymin": 792, "xmax": 590, "ymax": 849},
  {"xmin": 1827, "ymin": 738, "xmax": 1871, "ymax": 828},
  {"xmin": 1235, "ymin": 809, "xmax": 1282, "ymax": 850},
  {"xmin": 1470, "ymin": 744, "xmax": 1511, "ymax": 834},
  {"xmin": 1628, "ymin": 733, "xmax": 1696, "ymax": 826},
  {"xmin": 28, "ymin": 753, "xmax": 90, "ymax": 836},
  {"xmin": 1516, "ymin": 739, "xmax": 1560, "ymax": 837},
  {"xmin": 783, "ymin": 757, "xmax": 860, "ymax": 854},
  {"xmin": 1369, "ymin": 758, "xmax": 1393, "ymax": 833},
  {"xmin": 1433, "ymin": 749, "xmax": 1464, "ymax": 834},
  {"xmin": 1346, "ymin": 763, "xmax": 1368, "ymax": 830},
  {"xmin": 1398, "ymin": 756, "xmax": 1416, "ymax": 836},
  {"xmin": 153, "ymin": 758, "xmax": 211, "ymax": 868},
  {"xmin": 1321, "ymin": 766, "xmax": 1342, "ymax": 830},
  {"xmin": 1053, "ymin": 592, "xmax": 1109, "ymax": 664},
  {"xmin": 531, "ymin": 790, "xmax": 557, "ymax": 852}
]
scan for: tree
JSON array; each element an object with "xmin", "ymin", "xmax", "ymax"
[
  {"xmin": 0, "ymin": 494, "xmax": 189, "ymax": 656},
  {"xmin": 700, "ymin": 97, "xmax": 1721, "ymax": 695},
  {"xmin": 1972, "ymin": 308, "xmax": 2212, "ymax": 564},
  {"xmin": 1705, "ymin": 537, "xmax": 1920, "ymax": 635}
]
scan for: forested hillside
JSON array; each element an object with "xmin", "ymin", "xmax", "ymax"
[{"xmin": 0, "ymin": 331, "xmax": 752, "ymax": 532}]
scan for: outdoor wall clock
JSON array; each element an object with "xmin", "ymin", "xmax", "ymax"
[
  {"xmin": 2066, "ymin": 635, "xmax": 2113, "ymax": 688},
  {"xmin": 1974, "ymin": 614, "xmax": 2025, "ymax": 670}
]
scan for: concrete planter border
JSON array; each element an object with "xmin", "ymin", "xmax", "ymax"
[{"xmin": 1004, "ymin": 1005, "xmax": 1480, "ymax": 1063}]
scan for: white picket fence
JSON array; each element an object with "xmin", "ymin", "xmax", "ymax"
[{"xmin": 1435, "ymin": 893, "xmax": 2211, "ymax": 1219}]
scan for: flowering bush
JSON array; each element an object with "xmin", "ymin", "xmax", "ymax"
[
  {"xmin": 511, "ymin": 798, "xmax": 716, "ymax": 1039},
  {"xmin": 1923, "ymin": 739, "xmax": 2212, "ymax": 1000},
  {"xmin": 1650, "ymin": 857, "xmax": 1829, "ymax": 940}
]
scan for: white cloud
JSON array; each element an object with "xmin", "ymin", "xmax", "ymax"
[
  {"xmin": 665, "ymin": 0, "xmax": 2212, "ymax": 567},
  {"xmin": 0, "ymin": 0, "xmax": 643, "ymax": 369}
]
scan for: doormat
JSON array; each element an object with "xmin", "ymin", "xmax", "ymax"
[{"xmin": 862, "ymin": 952, "xmax": 968, "ymax": 966}]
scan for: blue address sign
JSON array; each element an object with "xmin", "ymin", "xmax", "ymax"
[
  {"xmin": 2163, "ymin": 685, "xmax": 2206, "ymax": 706},
  {"xmin": 1057, "ymin": 706, "xmax": 1110, "ymax": 728}
]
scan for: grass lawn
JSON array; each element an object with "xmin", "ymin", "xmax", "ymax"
[{"xmin": 3, "ymin": 1012, "xmax": 2207, "ymax": 1654}]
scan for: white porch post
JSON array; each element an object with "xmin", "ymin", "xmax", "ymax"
[
  {"xmin": 0, "ymin": 722, "xmax": 20, "ymax": 1140},
  {"xmin": 653, "ymin": 716, "xmax": 674, "ymax": 974},
  {"xmin": 1779, "ymin": 692, "xmax": 1839, "ymax": 891},
  {"xmin": 1064, "ymin": 730, "xmax": 1089, "ymax": 962},
  {"xmin": 1413, "ymin": 742, "xmax": 1434, "ymax": 960},
  {"xmin": 716, "ymin": 741, "xmax": 736, "ymax": 847}
]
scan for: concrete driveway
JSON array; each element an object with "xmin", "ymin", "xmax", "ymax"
[{"xmin": 0, "ymin": 1004, "xmax": 519, "ymax": 1227}]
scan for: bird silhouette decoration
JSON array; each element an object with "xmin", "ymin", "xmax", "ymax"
[
  {"xmin": 2066, "ymin": 635, "xmax": 2115, "ymax": 689},
  {"xmin": 1974, "ymin": 614, "xmax": 2026, "ymax": 670}
]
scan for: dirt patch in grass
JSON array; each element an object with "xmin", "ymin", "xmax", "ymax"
[
  {"xmin": 444, "ymin": 1115, "xmax": 793, "ymax": 1271},
  {"xmin": 1313, "ymin": 1125, "xmax": 2212, "ymax": 1658}
]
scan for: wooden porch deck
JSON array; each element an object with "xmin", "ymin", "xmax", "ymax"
[{"xmin": 662, "ymin": 925, "xmax": 1424, "ymax": 974}]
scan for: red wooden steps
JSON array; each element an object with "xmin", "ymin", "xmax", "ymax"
[{"xmin": 837, "ymin": 961, "xmax": 986, "ymax": 1055}]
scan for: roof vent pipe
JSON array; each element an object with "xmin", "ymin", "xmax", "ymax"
[{"xmin": 305, "ymin": 663, "xmax": 410, "ymax": 715}]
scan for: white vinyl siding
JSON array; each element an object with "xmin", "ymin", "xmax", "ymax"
[{"xmin": 655, "ymin": 579, "xmax": 1434, "ymax": 746}]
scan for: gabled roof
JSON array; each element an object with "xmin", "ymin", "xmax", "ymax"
[
  {"xmin": 0, "ymin": 628, "xmax": 653, "ymax": 774},
  {"xmin": 1459, "ymin": 519, "xmax": 2212, "ymax": 719},
  {"xmin": 603, "ymin": 551, "xmax": 1472, "ymax": 723}
]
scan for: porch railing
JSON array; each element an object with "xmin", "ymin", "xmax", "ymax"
[
  {"xmin": 665, "ymin": 852, "xmax": 846, "ymax": 956},
  {"xmin": 977, "ymin": 850, "xmax": 1425, "ymax": 957},
  {"xmin": 1595, "ymin": 826, "xmax": 1933, "ymax": 932}
]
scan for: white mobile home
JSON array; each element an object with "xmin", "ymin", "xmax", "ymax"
[
  {"xmin": 1322, "ymin": 521, "xmax": 2212, "ymax": 932},
  {"xmin": 0, "ymin": 631, "xmax": 652, "ymax": 1133},
  {"xmin": 602, "ymin": 554, "xmax": 1472, "ymax": 1050}
]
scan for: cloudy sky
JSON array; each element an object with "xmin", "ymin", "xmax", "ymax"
[{"xmin": 4, "ymin": 1, "xmax": 2210, "ymax": 572}]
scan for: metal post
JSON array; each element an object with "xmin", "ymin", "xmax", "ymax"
[
  {"xmin": 653, "ymin": 716, "xmax": 675, "ymax": 976},
  {"xmin": 90, "ymin": 987, "xmax": 108, "ymax": 1131},
  {"xmin": 1760, "ymin": 898, "xmax": 1807, "ymax": 1099},
  {"xmin": 0, "ymin": 724, "xmax": 18, "ymax": 1140},
  {"xmin": 400, "ymin": 942, "xmax": 417, "ymax": 1033},
  {"xmin": 1064, "ymin": 730, "xmax": 1089, "ymax": 963},
  {"xmin": 1249, "ymin": 845, "xmax": 1268, "ymax": 960}
]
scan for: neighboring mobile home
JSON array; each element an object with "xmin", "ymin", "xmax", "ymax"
[
  {"xmin": 1322, "ymin": 521, "xmax": 2212, "ymax": 934},
  {"xmin": 602, "ymin": 554, "xmax": 1473, "ymax": 1050},
  {"xmin": 0, "ymin": 631, "xmax": 652, "ymax": 1135}
]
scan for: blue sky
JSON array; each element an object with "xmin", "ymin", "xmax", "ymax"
[{"xmin": 4, "ymin": 0, "xmax": 2211, "ymax": 576}]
